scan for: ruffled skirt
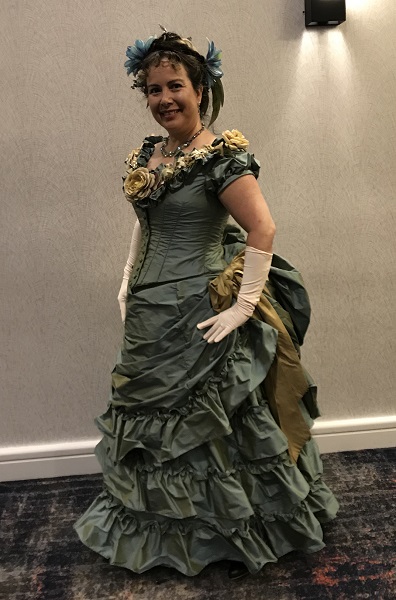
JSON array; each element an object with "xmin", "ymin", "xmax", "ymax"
[{"xmin": 74, "ymin": 247, "xmax": 339, "ymax": 575}]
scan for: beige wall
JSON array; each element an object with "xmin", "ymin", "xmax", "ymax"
[{"xmin": 1, "ymin": 0, "xmax": 395, "ymax": 447}]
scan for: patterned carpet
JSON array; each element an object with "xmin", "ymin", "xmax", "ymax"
[{"xmin": 0, "ymin": 448, "xmax": 395, "ymax": 600}]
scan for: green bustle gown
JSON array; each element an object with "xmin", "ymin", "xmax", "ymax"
[{"xmin": 74, "ymin": 133, "xmax": 339, "ymax": 576}]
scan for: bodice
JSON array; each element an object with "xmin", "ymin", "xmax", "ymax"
[
  {"xmin": 130, "ymin": 170, "xmax": 229, "ymax": 288},
  {"xmin": 124, "ymin": 132, "xmax": 260, "ymax": 289}
]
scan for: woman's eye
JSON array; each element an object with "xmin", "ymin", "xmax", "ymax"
[{"xmin": 149, "ymin": 88, "xmax": 160, "ymax": 95}]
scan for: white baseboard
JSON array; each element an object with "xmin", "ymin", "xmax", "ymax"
[
  {"xmin": 312, "ymin": 415, "xmax": 396, "ymax": 453},
  {"xmin": 0, "ymin": 416, "xmax": 395, "ymax": 482}
]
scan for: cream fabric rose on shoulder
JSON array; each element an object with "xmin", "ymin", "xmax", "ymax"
[
  {"xmin": 222, "ymin": 129, "xmax": 249, "ymax": 151},
  {"xmin": 125, "ymin": 147, "xmax": 141, "ymax": 167},
  {"xmin": 123, "ymin": 167, "xmax": 159, "ymax": 201}
]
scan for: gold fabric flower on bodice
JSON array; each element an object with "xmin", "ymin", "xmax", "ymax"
[{"xmin": 123, "ymin": 167, "xmax": 160, "ymax": 201}]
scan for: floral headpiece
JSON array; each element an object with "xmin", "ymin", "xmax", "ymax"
[{"xmin": 124, "ymin": 34, "xmax": 224, "ymax": 125}]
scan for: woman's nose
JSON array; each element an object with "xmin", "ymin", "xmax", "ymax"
[
  {"xmin": 159, "ymin": 91, "xmax": 173, "ymax": 106},
  {"xmin": 160, "ymin": 98, "xmax": 172, "ymax": 107}
]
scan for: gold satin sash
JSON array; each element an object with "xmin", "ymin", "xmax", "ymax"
[{"xmin": 209, "ymin": 251, "xmax": 311, "ymax": 462}]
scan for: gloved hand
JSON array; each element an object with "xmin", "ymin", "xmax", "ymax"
[
  {"xmin": 197, "ymin": 245, "xmax": 273, "ymax": 343},
  {"xmin": 117, "ymin": 219, "xmax": 142, "ymax": 323}
]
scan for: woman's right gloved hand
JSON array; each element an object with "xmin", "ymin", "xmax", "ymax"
[
  {"xmin": 117, "ymin": 219, "xmax": 142, "ymax": 323},
  {"xmin": 197, "ymin": 246, "xmax": 273, "ymax": 343}
]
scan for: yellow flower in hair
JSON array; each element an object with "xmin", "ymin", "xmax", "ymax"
[
  {"xmin": 123, "ymin": 167, "xmax": 159, "ymax": 201},
  {"xmin": 179, "ymin": 37, "xmax": 198, "ymax": 51},
  {"xmin": 222, "ymin": 129, "xmax": 249, "ymax": 150}
]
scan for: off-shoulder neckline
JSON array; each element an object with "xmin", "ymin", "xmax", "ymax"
[{"xmin": 122, "ymin": 130, "xmax": 254, "ymax": 209}]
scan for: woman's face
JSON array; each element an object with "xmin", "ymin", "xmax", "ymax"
[{"xmin": 146, "ymin": 60, "xmax": 203, "ymax": 135}]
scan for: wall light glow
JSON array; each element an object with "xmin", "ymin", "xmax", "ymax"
[
  {"xmin": 299, "ymin": 27, "xmax": 352, "ymax": 79},
  {"xmin": 346, "ymin": 0, "xmax": 371, "ymax": 12},
  {"xmin": 293, "ymin": 26, "xmax": 354, "ymax": 126},
  {"xmin": 300, "ymin": 28, "xmax": 349, "ymax": 61}
]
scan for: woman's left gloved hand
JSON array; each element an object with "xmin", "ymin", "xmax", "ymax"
[{"xmin": 197, "ymin": 245, "xmax": 273, "ymax": 343}]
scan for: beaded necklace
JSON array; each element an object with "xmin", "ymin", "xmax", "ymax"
[{"xmin": 160, "ymin": 124, "xmax": 205, "ymax": 157}]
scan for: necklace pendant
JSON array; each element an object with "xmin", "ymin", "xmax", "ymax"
[{"xmin": 160, "ymin": 124, "xmax": 204, "ymax": 159}]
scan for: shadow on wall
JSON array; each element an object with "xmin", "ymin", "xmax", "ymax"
[{"xmin": 280, "ymin": 0, "xmax": 310, "ymax": 40}]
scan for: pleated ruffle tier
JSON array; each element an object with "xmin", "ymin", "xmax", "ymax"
[{"xmin": 74, "ymin": 316, "xmax": 339, "ymax": 575}]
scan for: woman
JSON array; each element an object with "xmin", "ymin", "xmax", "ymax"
[{"xmin": 74, "ymin": 31, "xmax": 339, "ymax": 580}]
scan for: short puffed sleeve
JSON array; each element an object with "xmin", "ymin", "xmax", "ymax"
[{"xmin": 205, "ymin": 150, "xmax": 260, "ymax": 196}]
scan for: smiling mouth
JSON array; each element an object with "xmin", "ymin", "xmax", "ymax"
[{"xmin": 160, "ymin": 109, "xmax": 181, "ymax": 116}]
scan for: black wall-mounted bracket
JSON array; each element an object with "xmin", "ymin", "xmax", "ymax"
[{"xmin": 304, "ymin": 0, "xmax": 346, "ymax": 27}]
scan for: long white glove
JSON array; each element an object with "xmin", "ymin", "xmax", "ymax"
[
  {"xmin": 197, "ymin": 246, "xmax": 273, "ymax": 343},
  {"xmin": 117, "ymin": 219, "xmax": 142, "ymax": 323}
]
